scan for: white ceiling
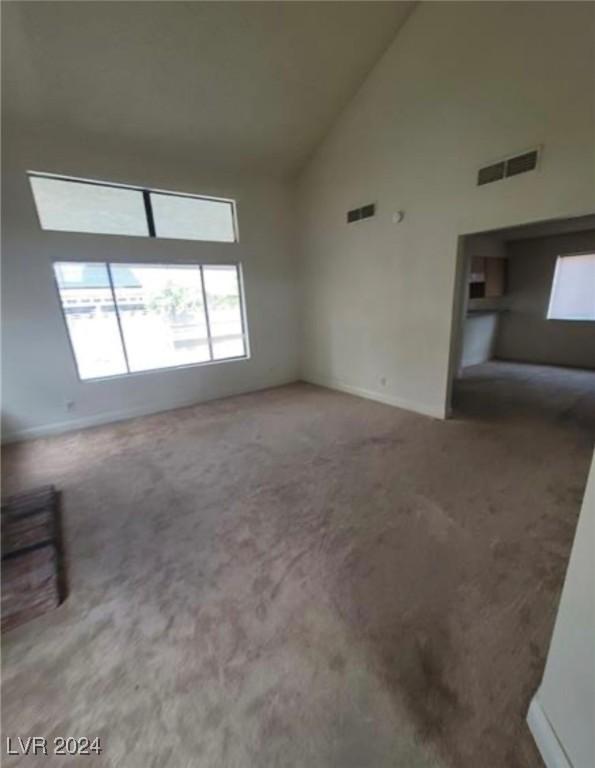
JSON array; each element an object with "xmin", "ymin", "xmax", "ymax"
[{"xmin": 2, "ymin": 1, "xmax": 414, "ymax": 177}]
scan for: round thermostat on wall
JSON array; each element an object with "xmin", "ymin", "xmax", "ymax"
[{"xmin": 392, "ymin": 211, "xmax": 405, "ymax": 224}]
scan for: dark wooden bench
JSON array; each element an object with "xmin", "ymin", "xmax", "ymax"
[{"xmin": 1, "ymin": 486, "xmax": 67, "ymax": 633}]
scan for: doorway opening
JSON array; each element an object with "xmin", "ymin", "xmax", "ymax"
[{"xmin": 446, "ymin": 214, "xmax": 595, "ymax": 425}]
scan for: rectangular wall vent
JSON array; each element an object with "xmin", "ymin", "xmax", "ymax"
[
  {"xmin": 505, "ymin": 150, "xmax": 539, "ymax": 177},
  {"xmin": 478, "ymin": 162, "xmax": 505, "ymax": 186},
  {"xmin": 477, "ymin": 148, "xmax": 540, "ymax": 186},
  {"xmin": 347, "ymin": 203, "xmax": 375, "ymax": 223}
]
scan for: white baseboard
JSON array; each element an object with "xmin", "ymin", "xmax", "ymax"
[
  {"xmin": 3, "ymin": 374, "xmax": 443, "ymax": 443},
  {"xmin": 527, "ymin": 695, "xmax": 573, "ymax": 768},
  {"xmin": 3, "ymin": 400, "xmax": 193, "ymax": 443},
  {"xmin": 302, "ymin": 372, "xmax": 446, "ymax": 420},
  {"xmin": 2, "ymin": 378, "xmax": 300, "ymax": 444}
]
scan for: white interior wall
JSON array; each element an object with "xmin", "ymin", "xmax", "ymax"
[
  {"xmin": 528, "ymin": 449, "xmax": 595, "ymax": 768},
  {"xmin": 1, "ymin": 122, "xmax": 299, "ymax": 440},
  {"xmin": 296, "ymin": 1, "xmax": 595, "ymax": 418},
  {"xmin": 461, "ymin": 313, "xmax": 498, "ymax": 368}
]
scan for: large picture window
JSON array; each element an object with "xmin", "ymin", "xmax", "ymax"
[{"xmin": 53, "ymin": 262, "xmax": 248, "ymax": 380}]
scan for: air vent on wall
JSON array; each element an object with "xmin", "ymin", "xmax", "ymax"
[
  {"xmin": 478, "ymin": 162, "xmax": 505, "ymax": 186},
  {"xmin": 505, "ymin": 150, "xmax": 539, "ymax": 177},
  {"xmin": 477, "ymin": 148, "xmax": 540, "ymax": 186},
  {"xmin": 347, "ymin": 203, "xmax": 375, "ymax": 223}
]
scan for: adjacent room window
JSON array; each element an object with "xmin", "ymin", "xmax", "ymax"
[
  {"xmin": 54, "ymin": 262, "xmax": 248, "ymax": 380},
  {"xmin": 29, "ymin": 173, "xmax": 237, "ymax": 242},
  {"xmin": 547, "ymin": 253, "xmax": 595, "ymax": 321}
]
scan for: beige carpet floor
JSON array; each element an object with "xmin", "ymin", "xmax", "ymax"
[{"xmin": 2, "ymin": 361, "xmax": 594, "ymax": 768}]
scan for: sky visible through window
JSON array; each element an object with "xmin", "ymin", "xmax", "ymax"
[
  {"xmin": 30, "ymin": 173, "xmax": 237, "ymax": 243},
  {"xmin": 30, "ymin": 177, "xmax": 150, "ymax": 237}
]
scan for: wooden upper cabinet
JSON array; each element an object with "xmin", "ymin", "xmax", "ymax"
[
  {"xmin": 485, "ymin": 257, "xmax": 507, "ymax": 297},
  {"xmin": 469, "ymin": 256, "xmax": 507, "ymax": 299}
]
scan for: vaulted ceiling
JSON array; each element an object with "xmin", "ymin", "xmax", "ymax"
[{"xmin": 2, "ymin": 1, "xmax": 415, "ymax": 177}]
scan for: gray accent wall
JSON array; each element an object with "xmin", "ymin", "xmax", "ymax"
[{"xmin": 496, "ymin": 231, "xmax": 595, "ymax": 369}]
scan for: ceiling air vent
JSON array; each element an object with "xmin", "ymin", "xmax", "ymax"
[{"xmin": 477, "ymin": 147, "xmax": 540, "ymax": 186}]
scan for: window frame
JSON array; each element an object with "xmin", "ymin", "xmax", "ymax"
[
  {"xmin": 546, "ymin": 250, "xmax": 595, "ymax": 323},
  {"xmin": 29, "ymin": 171, "xmax": 240, "ymax": 244},
  {"xmin": 53, "ymin": 259, "xmax": 250, "ymax": 382}
]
